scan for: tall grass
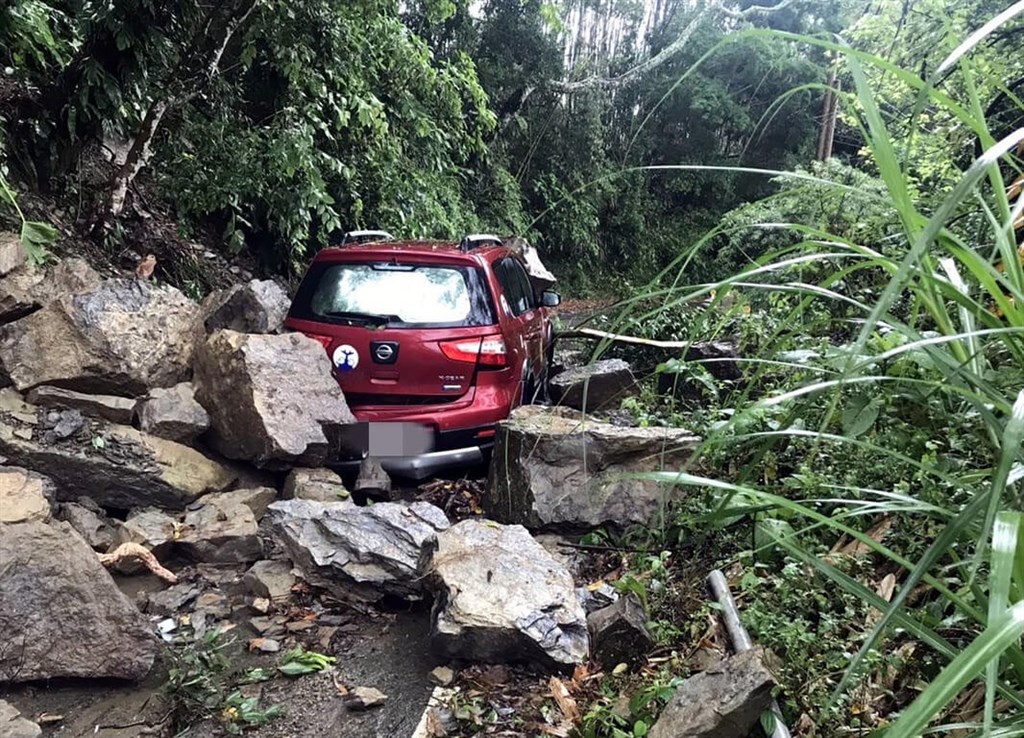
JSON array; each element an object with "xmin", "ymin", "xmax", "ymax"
[{"xmin": 596, "ymin": 12, "xmax": 1024, "ymax": 738}]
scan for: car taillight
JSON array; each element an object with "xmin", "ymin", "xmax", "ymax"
[
  {"xmin": 440, "ymin": 334, "xmax": 508, "ymax": 368},
  {"xmin": 303, "ymin": 332, "xmax": 334, "ymax": 352}
]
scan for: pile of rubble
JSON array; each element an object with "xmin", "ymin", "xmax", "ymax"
[{"xmin": 0, "ymin": 235, "xmax": 770, "ymax": 738}]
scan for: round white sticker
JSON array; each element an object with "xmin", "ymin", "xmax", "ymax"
[{"xmin": 332, "ymin": 344, "xmax": 360, "ymax": 372}]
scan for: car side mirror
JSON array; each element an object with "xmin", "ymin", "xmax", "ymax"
[{"xmin": 541, "ymin": 290, "xmax": 561, "ymax": 308}]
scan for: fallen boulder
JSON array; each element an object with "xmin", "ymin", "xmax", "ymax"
[
  {"xmin": 587, "ymin": 594, "xmax": 653, "ymax": 669},
  {"xmin": 193, "ymin": 330, "xmax": 356, "ymax": 467},
  {"xmin": 0, "ymin": 278, "xmax": 199, "ymax": 394},
  {"xmin": 199, "ymin": 279, "xmax": 290, "ymax": 334},
  {"xmin": 0, "ymin": 257, "xmax": 100, "ymax": 326},
  {"xmin": 0, "ymin": 466, "xmax": 53, "ymax": 523},
  {"xmin": 0, "ymin": 398, "xmax": 236, "ymax": 509},
  {"xmin": 178, "ymin": 491, "xmax": 262, "ymax": 564},
  {"xmin": 0, "ymin": 699, "xmax": 41, "ymax": 738},
  {"xmin": 648, "ymin": 649, "xmax": 776, "ymax": 738},
  {"xmin": 26, "ymin": 385, "xmax": 137, "ymax": 424},
  {"xmin": 136, "ymin": 382, "xmax": 210, "ymax": 443},
  {"xmin": 56, "ymin": 499, "xmax": 116, "ymax": 551},
  {"xmin": 484, "ymin": 405, "xmax": 700, "ymax": 530},
  {"xmin": 283, "ymin": 467, "xmax": 351, "ymax": 503},
  {"xmin": 266, "ymin": 499, "xmax": 448, "ymax": 602},
  {"xmin": 0, "ymin": 520, "xmax": 157, "ymax": 682},
  {"xmin": 549, "ymin": 359, "xmax": 638, "ymax": 411},
  {"xmin": 424, "ymin": 519, "xmax": 589, "ymax": 670}
]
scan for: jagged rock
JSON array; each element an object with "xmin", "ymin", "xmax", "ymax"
[
  {"xmin": 178, "ymin": 491, "xmax": 262, "ymax": 564},
  {"xmin": 144, "ymin": 582, "xmax": 202, "ymax": 617},
  {"xmin": 0, "ymin": 278, "xmax": 199, "ymax": 394},
  {"xmin": 648, "ymin": 649, "xmax": 776, "ymax": 738},
  {"xmin": 26, "ymin": 385, "xmax": 137, "ymax": 424},
  {"xmin": 587, "ymin": 594, "xmax": 653, "ymax": 668},
  {"xmin": 549, "ymin": 359, "xmax": 638, "ymax": 411},
  {"xmin": 243, "ymin": 560, "xmax": 297, "ymax": 602},
  {"xmin": 266, "ymin": 499, "xmax": 449, "ymax": 602},
  {"xmin": 283, "ymin": 467, "xmax": 351, "ymax": 503},
  {"xmin": 193, "ymin": 330, "xmax": 356, "ymax": 467},
  {"xmin": 0, "ymin": 520, "xmax": 157, "ymax": 682},
  {"xmin": 203, "ymin": 486, "xmax": 278, "ymax": 521},
  {"xmin": 56, "ymin": 499, "xmax": 116, "ymax": 551},
  {"xmin": 0, "ymin": 466, "xmax": 53, "ymax": 523},
  {"xmin": 0, "ymin": 399, "xmax": 236, "ymax": 509},
  {"xmin": 484, "ymin": 405, "xmax": 700, "ymax": 530},
  {"xmin": 0, "ymin": 257, "xmax": 100, "ymax": 326},
  {"xmin": 116, "ymin": 508, "xmax": 178, "ymax": 561},
  {"xmin": 0, "ymin": 233, "xmax": 26, "ymax": 277},
  {"xmin": 342, "ymin": 686, "xmax": 388, "ymax": 711},
  {"xmin": 424, "ymin": 519, "xmax": 589, "ymax": 670},
  {"xmin": 136, "ymin": 382, "xmax": 210, "ymax": 443},
  {"xmin": 355, "ymin": 458, "xmax": 392, "ymax": 499},
  {"xmin": 0, "ymin": 699, "xmax": 41, "ymax": 738},
  {"xmin": 199, "ymin": 279, "xmax": 291, "ymax": 334}
]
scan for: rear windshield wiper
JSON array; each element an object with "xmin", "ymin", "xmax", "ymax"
[{"xmin": 323, "ymin": 311, "xmax": 401, "ymax": 325}]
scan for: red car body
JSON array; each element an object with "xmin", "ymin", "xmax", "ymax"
[{"xmin": 283, "ymin": 233, "xmax": 559, "ymax": 478}]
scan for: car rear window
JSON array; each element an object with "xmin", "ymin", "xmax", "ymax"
[{"xmin": 290, "ymin": 262, "xmax": 497, "ymax": 327}]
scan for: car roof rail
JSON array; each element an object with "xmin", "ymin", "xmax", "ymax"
[
  {"xmin": 459, "ymin": 233, "xmax": 503, "ymax": 251},
  {"xmin": 340, "ymin": 230, "xmax": 394, "ymax": 245}
]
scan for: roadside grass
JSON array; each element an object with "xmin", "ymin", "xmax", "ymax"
[{"xmin": 556, "ymin": 10, "xmax": 1024, "ymax": 738}]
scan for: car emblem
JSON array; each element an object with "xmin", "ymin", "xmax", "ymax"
[
  {"xmin": 371, "ymin": 341, "xmax": 399, "ymax": 364},
  {"xmin": 332, "ymin": 344, "xmax": 359, "ymax": 372},
  {"xmin": 375, "ymin": 344, "xmax": 394, "ymax": 361}
]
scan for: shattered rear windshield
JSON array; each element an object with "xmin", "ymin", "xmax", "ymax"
[{"xmin": 291, "ymin": 262, "xmax": 497, "ymax": 327}]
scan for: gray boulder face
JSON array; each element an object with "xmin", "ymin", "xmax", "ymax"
[
  {"xmin": 193, "ymin": 330, "xmax": 356, "ymax": 467},
  {"xmin": 424, "ymin": 519, "xmax": 589, "ymax": 671},
  {"xmin": 484, "ymin": 405, "xmax": 701, "ymax": 530},
  {"xmin": 0, "ymin": 466, "xmax": 53, "ymax": 524},
  {"xmin": 0, "ymin": 257, "xmax": 100, "ymax": 326},
  {"xmin": 136, "ymin": 382, "xmax": 210, "ymax": 443},
  {"xmin": 0, "ymin": 278, "xmax": 200, "ymax": 395},
  {"xmin": 0, "ymin": 394, "xmax": 237, "ymax": 509},
  {"xmin": 200, "ymin": 279, "xmax": 291, "ymax": 334},
  {"xmin": 648, "ymin": 649, "xmax": 776, "ymax": 738},
  {"xmin": 266, "ymin": 499, "xmax": 449, "ymax": 602},
  {"xmin": 56, "ymin": 499, "xmax": 116, "ymax": 551},
  {"xmin": 0, "ymin": 699, "xmax": 41, "ymax": 738},
  {"xmin": 26, "ymin": 385, "xmax": 137, "ymax": 424},
  {"xmin": 587, "ymin": 594, "xmax": 653, "ymax": 669},
  {"xmin": 0, "ymin": 520, "xmax": 158, "ymax": 682},
  {"xmin": 178, "ymin": 490, "xmax": 262, "ymax": 563},
  {"xmin": 549, "ymin": 359, "xmax": 638, "ymax": 411},
  {"xmin": 283, "ymin": 467, "xmax": 351, "ymax": 503}
]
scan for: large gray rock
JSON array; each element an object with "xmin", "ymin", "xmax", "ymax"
[
  {"xmin": 0, "ymin": 699, "xmax": 41, "ymax": 738},
  {"xmin": 649, "ymin": 649, "xmax": 776, "ymax": 738},
  {"xmin": 0, "ymin": 520, "xmax": 158, "ymax": 682},
  {"xmin": 136, "ymin": 382, "xmax": 209, "ymax": 443},
  {"xmin": 283, "ymin": 467, "xmax": 351, "ymax": 503},
  {"xmin": 26, "ymin": 385, "xmax": 137, "ymax": 424},
  {"xmin": 266, "ymin": 499, "xmax": 448, "ymax": 602},
  {"xmin": 424, "ymin": 519, "xmax": 589, "ymax": 670},
  {"xmin": 56, "ymin": 499, "xmax": 116, "ymax": 551},
  {"xmin": 193, "ymin": 330, "xmax": 356, "ymax": 467},
  {"xmin": 485, "ymin": 405, "xmax": 701, "ymax": 530},
  {"xmin": 199, "ymin": 279, "xmax": 291, "ymax": 334},
  {"xmin": 0, "ymin": 393, "xmax": 236, "ymax": 509},
  {"xmin": 0, "ymin": 466, "xmax": 53, "ymax": 523},
  {"xmin": 0, "ymin": 257, "xmax": 100, "ymax": 326},
  {"xmin": 0, "ymin": 278, "xmax": 200, "ymax": 394},
  {"xmin": 178, "ymin": 491, "xmax": 262, "ymax": 563},
  {"xmin": 549, "ymin": 359, "xmax": 638, "ymax": 411}
]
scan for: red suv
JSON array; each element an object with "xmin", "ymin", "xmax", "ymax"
[{"xmin": 284, "ymin": 232, "xmax": 561, "ymax": 479}]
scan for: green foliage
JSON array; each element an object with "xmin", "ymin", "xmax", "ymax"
[
  {"xmin": 0, "ymin": 170, "xmax": 57, "ymax": 264},
  {"xmin": 276, "ymin": 646, "xmax": 336, "ymax": 676}
]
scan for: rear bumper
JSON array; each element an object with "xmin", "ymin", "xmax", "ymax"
[{"xmin": 332, "ymin": 443, "xmax": 491, "ymax": 481}]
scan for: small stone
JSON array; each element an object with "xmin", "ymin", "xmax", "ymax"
[
  {"xmin": 243, "ymin": 560, "xmax": 297, "ymax": 602},
  {"xmin": 251, "ymin": 597, "xmax": 271, "ymax": 614},
  {"xmin": 249, "ymin": 637, "xmax": 280, "ymax": 653},
  {"xmin": 115, "ymin": 508, "xmax": 178, "ymax": 561},
  {"xmin": 587, "ymin": 594, "xmax": 653, "ymax": 669},
  {"xmin": 52, "ymin": 408, "xmax": 85, "ymax": 439},
  {"xmin": 283, "ymin": 467, "xmax": 351, "ymax": 502},
  {"xmin": 0, "ymin": 698, "xmax": 41, "ymax": 738},
  {"xmin": 136, "ymin": 382, "xmax": 210, "ymax": 443},
  {"xmin": 12, "ymin": 428, "xmax": 32, "ymax": 440},
  {"xmin": 343, "ymin": 686, "xmax": 388, "ymax": 711},
  {"xmin": 354, "ymin": 458, "xmax": 391, "ymax": 499},
  {"xmin": 285, "ymin": 620, "xmax": 316, "ymax": 632},
  {"xmin": 145, "ymin": 582, "xmax": 202, "ymax": 617},
  {"xmin": 429, "ymin": 666, "xmax": 455, "ymax": 686},
  {"xmin": 178, "ymin": 492, "xmax": 262, "ymax": 564}
]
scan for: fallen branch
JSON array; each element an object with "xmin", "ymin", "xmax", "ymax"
[
  {"xmin": 99, "ymin": 542, "xmax": 178, "ymax": 584},
  {"xmin": 555, "ymin": 326, "xmax": 692, "ymax": 350}
]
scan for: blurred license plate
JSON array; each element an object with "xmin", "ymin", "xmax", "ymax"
[{"xmin": 338, "ymin": 422, "xmax": 434, "ymax": 457}]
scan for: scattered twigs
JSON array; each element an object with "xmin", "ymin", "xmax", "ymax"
[
  {"xmin": 708, "ymin": 569, "xmax": 792, "ymax": 738},
  {"xmin": 98, "ymin": 542, "xmax": 178, "ymax": 584}
]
